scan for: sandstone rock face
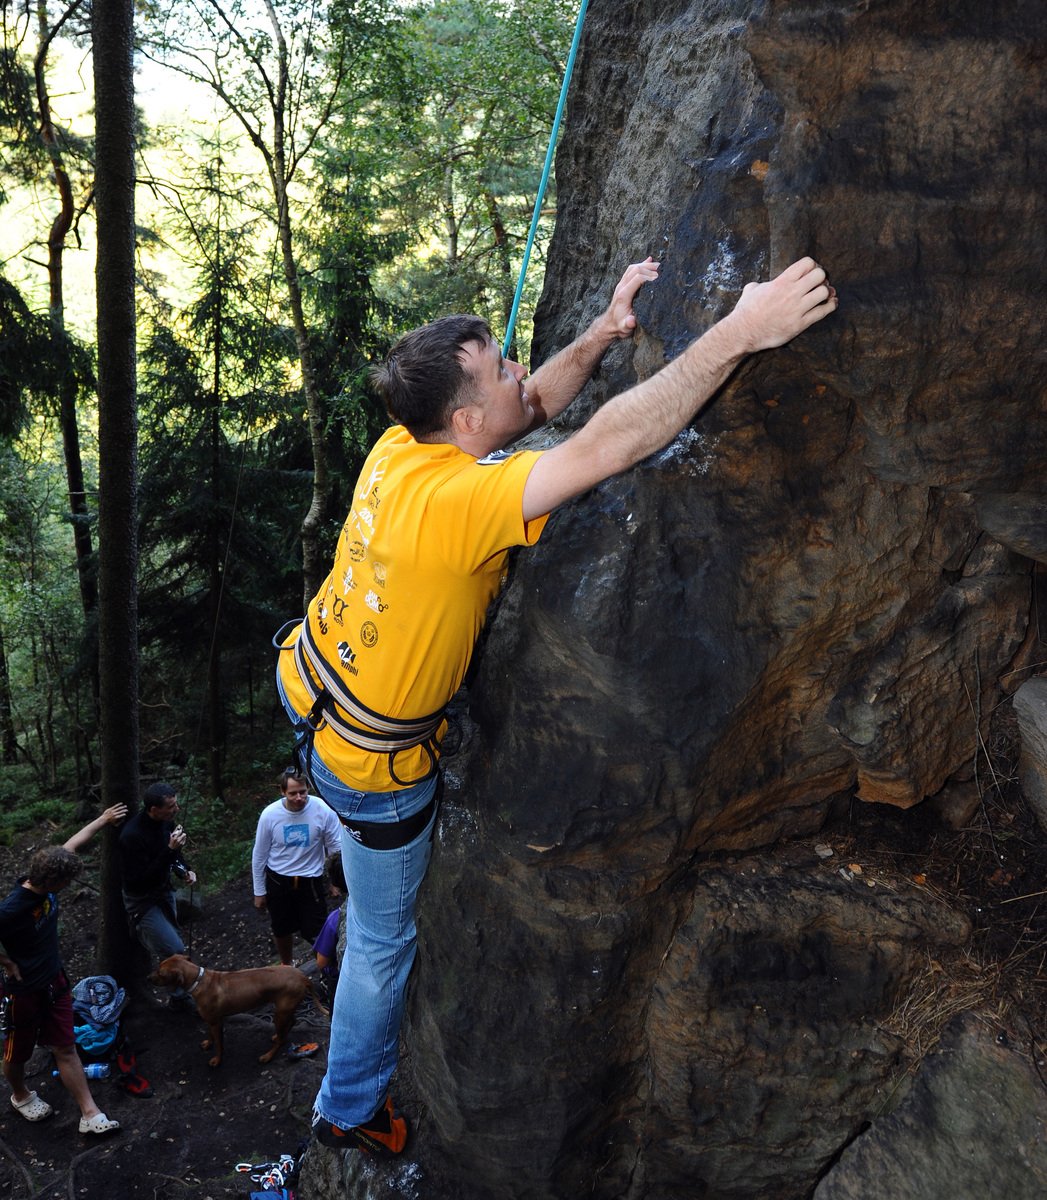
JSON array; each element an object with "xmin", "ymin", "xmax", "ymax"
[
  {"xmin": 1014, "ymin": 678, "xmax": 1047, "ymax": 833},
  {"xmin": 309, "ymin": 1, "xmax": 1046, "ymax": 1197},
  {"xmin": 813, "ymin": 1014, "xmax": 1047, "ymax": 1200}
]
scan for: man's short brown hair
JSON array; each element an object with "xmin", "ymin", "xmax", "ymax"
[{"xmin": 370, "ymin": 314, "xmax": 492, "ymax": 438}]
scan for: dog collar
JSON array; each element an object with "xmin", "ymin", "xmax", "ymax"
[{"xmin": 185, "ymin": 966, "xmax": 206, "ymax": 995}]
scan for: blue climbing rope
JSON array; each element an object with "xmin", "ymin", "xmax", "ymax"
[{"xmin": 502, "ymin": 0, "xmax": 590, "ymax": 358}]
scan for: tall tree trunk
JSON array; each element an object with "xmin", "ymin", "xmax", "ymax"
[
  {"xmin": 207, "ymin": 256, "xmax": 224, "ymax": 798},
  {"xmin": 92, "ymin": 0, "xmax": 139, "ymax": 982},
  {"xmin": 484, "ymin": 188, "xmax": 514, "ymax": 352},
  {"xmin": 35, "ymin": 1, "xmax": 98, "ymax": 786},
  {"xmin": 443, "ymin": 164, "xmax": 458, "ymax": 265},
  {"xmin": 35, "ymin": 0, "xmax": 97, "ymax": 624},
  {"xmin": 276, "ymin": 183, "xmax": 328, "ymax": 609},
  {"xmin": 262, "ymin": 0, "xmax": 330, "ymax": 608}
]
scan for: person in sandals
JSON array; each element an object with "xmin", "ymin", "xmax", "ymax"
[{"xmin": 0, "ymin": 806, "xmax": 126, "ymax": 1135}]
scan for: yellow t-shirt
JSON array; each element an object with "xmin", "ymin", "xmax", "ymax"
[{"xmin": 279, "ymin": 425, "xmax": 549, "ymax": 790}]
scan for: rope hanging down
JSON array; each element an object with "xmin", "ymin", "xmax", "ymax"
[{"xmin": 502, "ymin": 0, "xmax": 590, "ymax": 357}]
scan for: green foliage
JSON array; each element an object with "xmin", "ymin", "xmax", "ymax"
[
  {"xmin": 0, "ymin": 45, "xmax": 38, "ymax": 196},
  {"xmin": 0, "ymin": 440, "xmax": 95, "ymax": 791},
  {"xmin": 366, "ymin": 0, "xmax": 575, "ymax": 355},
  {"xmin": 0, "ymin": 790, "xmax": 69, "ymax": 844},
  {"xmin": 297, "ymin": 154, "xmax": 401, "ymax": 513},
  {"xmin": 136, "ymin": 150, "xmax": 309, "ymax": 784},
  {"xmin": 0, "ymin": 275, "xmax": 93, "ymax": 441},
  {"xmin": 0, "ymin": 0, "xmax": 578, "ymax": 806},
  {"xmin": 180, "ymin": 786, "xmax": 258, "ymax": 891}
]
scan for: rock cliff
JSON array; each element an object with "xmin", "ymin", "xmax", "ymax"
[{"xmin": 307, "ymin": 1, "xmax": 1047, "ymax": 1196}]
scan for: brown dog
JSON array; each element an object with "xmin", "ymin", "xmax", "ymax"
[{"xmin": 151, "ymin": 954, "xmax": 323, "ymax": 1067}]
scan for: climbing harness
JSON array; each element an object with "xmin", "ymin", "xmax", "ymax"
[
  {"xmin": 338, "ymin": 781, "xmax": 440, "ymax": 852},
  {"xmin": 502, "ymin": 0, "xmax": 590, "ymax": 357},
  {"xmin": 272, "ymin": 620, "xmax": 446, "ymax": 848},
  {"xmin": 273, "ymin": 617, "xmax": 444, "ymax": 786}
]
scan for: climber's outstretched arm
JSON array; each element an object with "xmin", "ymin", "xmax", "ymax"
[
  {"xmin": 521, "ymin": 257, "xmax": 836, "ymax": 521},
  {"xmin": 521, "ymin": 257, "xmax": 661, "ymax": 428}
]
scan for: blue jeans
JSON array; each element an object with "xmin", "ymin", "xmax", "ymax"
[
  {"xmin": 308, "ymin": 752, "xmax": 438, "ymax": 1129},
  {"xmin": 133, "ymin": 894, "xmax": 185, "ymax": 960},
  {"xmin": 277, "ymin": 673, "xmax": 438, "ymax": 1128},
  {"xmin": 132, "ymin": 894, "xmax": 189, "ymax": 998}
]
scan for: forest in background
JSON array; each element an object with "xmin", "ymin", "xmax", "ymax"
[{"xmin": 0, "ymin": 0, "xmax": 573, "ymax": 872}]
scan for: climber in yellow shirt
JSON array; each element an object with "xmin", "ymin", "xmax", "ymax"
[{"xmin": 277, "ymin": 254, "xmax": 836, "ymax": 1156}]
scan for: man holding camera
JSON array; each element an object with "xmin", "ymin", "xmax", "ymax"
[{"xmin": 118, "ymin": 781, "xmax": 197, "ymax": 1008}]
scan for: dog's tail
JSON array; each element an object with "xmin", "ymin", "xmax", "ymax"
[{"xmin": 306, "ymin": 977, "xmax": 331, "ymax": 1020}]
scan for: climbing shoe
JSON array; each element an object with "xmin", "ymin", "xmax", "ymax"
[
  {"xmin": 286, "ymin": 1041, "xmax": 319, "ymax": 1060},
  {"xmin": 312, "ymin": 1096, "xmax": 408, "ymax": 1158}
]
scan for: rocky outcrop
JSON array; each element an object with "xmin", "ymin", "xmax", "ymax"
[
  {"xmin": 1014, "ymin": 678, "xmax": 1047, "ymax": 833},
  {"xmin": 814, "ymin": 1014, "xmax": 1047, "ymax": 1199},
  {"xmin": 308, "ymin": 1, "xmax": 1046, "ymax": 1197}
]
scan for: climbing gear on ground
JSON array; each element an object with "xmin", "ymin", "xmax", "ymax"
[
  {"xmin": 286, "ymin": 1042, "xmax": 318, "ymax": 1060},
  {"xmin": 71, "ymin": 976, "xmax": 127, "ymax": 1026},
  {"xmin": 312, "ymin": 1094, "xmax": 408, "ymax": 1157},
  {"xmin": 114, "ymin": 1036, "xmax": 154, "ymax": 1097},
  {"xmin": 236, "ymin": 1152, "xmax": 298, "ymax": 1193},
  {"xmin": 10, "ymin": 1091, "xmax": 53, "ymax": 1121}
]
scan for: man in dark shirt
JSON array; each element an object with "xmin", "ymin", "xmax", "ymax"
[
  {"xmin": 118, "ymin": 782, "xmax": 197, "ymax": 1005},
  {"xmin": 0, "ymin": 806, "xmax": 124, "ymax": 1133}
]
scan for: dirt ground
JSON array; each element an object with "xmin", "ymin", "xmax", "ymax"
[{"xmin": 0, "ymin": 861, "xmax": 332, "ymax": 1200}]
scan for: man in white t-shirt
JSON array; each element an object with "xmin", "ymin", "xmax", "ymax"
[{"xmin": 251, "ymin": 770, "xmax": 341, "ymax": 965}]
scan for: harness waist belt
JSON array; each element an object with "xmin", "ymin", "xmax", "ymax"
[
  {"xmin": 265, "ymin": 868, "xmax": 322, "ymax": 888},
  {"xmin": 339, "ymin": 794, "xmax": 437, "ymax": 851}
]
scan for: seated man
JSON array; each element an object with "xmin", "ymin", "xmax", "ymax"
[
  {"xmin": 0, "ymin": 806, "xmax": 125, "ymax": 1134},
  {"xmin": 118, "ymin": 782, "xmax": 196, "ymax": 1007}
]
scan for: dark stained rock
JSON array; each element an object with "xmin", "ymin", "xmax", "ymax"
[
  {"xmin": 308, "ymin": 1, "xmax": 1046, "ymax": 1197},
  {"xmin": 1014, "ymin": 677, "xmax": 1047, "ymax": 833},
  {"xmin": 813, "ymin": 1014, "xmax": 1047, "ymax": 1200},
  {"xmin": 629, "ymin": 855, "xmax": 969, "ymax": 1199},
  {"xmin": 975, "ymin": 495, "xmax": 1047, "ymax": 566}
]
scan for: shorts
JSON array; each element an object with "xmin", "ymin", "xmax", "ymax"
[
  {"xmin": 265, "ymin": 869, "xmax": 327, "ymax": 942},
  {"xmin": 3, "ymin": 972, "xmax": 74, "ymax": 1065}
]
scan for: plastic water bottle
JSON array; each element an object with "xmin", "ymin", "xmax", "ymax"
[{"xmin": 84, "ymin": 1063, "xmax": 110, "ymax": 1080}]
